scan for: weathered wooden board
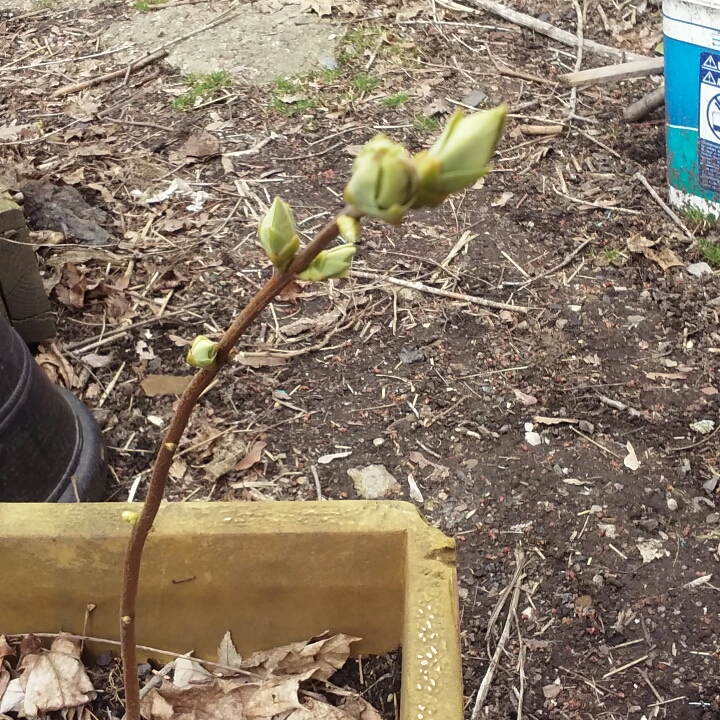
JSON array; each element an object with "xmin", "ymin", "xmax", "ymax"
[{"xmin": 0, "ymin": 195, "xmax": 55, "ymax": 343}]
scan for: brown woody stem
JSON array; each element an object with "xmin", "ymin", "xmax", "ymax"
[{"xmin": 119, "ymin": 207, "xmax": 357, "ymax": 720}]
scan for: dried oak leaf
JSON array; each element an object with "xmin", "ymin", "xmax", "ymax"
[
  {"xmin": 19, "ymin": 635, "xmax": 96, "ymax": 717},
  {"xmin": 241, "ymin": 633, "xmax": 360, "ymax": 681}
]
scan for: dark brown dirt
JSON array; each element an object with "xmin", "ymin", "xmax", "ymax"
[{"xmin": 2, "ymin": 0, "xmax": 719, "ymax": 718}]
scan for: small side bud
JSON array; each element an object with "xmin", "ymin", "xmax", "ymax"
[
  {"xmin": 336, "ymin": 214, "xmax": 361, "ymax": 244},
  {"xmin": 298, "ymin": 244, "xmax": 356, "ymax": 282},
  {"xmin": 122, "ymin": 510, "xmax": 139, "ymax": 526},
  {"xmin": 258, "ymin": 197, "xmax": 300, "ymax": 272},
  {"xmin": 187, "ymin": 335, "xmax": 217, "ymax": 368},
  {"xmin": 344, "ymin": 135, "xmax": 419, "ymax": 224}
]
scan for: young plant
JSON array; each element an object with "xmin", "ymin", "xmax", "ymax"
[{"xmin": 119, "ymin": 104, "xmax": 508, "ymax": 720}]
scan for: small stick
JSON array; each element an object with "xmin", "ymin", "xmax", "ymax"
[
  {"xmin": 670, "ymin": 421, "xmax": 720, "ymax": 452},
  {"xmin": 570, "ymin": 426, "xmax": 622, "ymax": 458},
  {"xmin": 98, "ymin": 361, "xmax": 125, "ymax": 408},
  {"xmin": 66, "ymin": 305, "xmax": 205, "ymax": 353},
  {"xmin": 503, "ymin": 238, "xmax": 592, "ymax": 287},
  {"xmin": 624, "ymin": 85, "xmax": 665, "ymax": 122},
  {"xmin": 471, "ymin": 549, "xmax": 526, "ymax": 720},
  {"xmin": 553, "ymin": 186, "xmax": 641, "ymax": 215},
  {"xmin": 633, "ymin": 171, "xmax": 694, "ymax": 241},
  {"xmin": 563, "ymin": 57, "xmax": 664, "ymax": 87},
  {"xmin": 602, "ymin": 654, "xmax": 649, "ymax": 679},
  {"xmin": 139, "ymin": 655, "xmax": 183, "ymax": 700},
  {"xmin": 460, "ymin": 0, "xmax": 646, "ymax": 62},
  {"xmin": 351, "ymin": 269, "xmax": 531, "ymax": 313},
  {"xmin": 566, "ymin": 0, "xmax": 584, "ymax": 122},
  {"xmin": 53, "ymin": 49, "xmax": 168, "ymax": 97},
  {"xmin": 15, "ymin": 633, "xmax": 253, "ymax": 677},
  {"xmin": 311, "ymin": 465, "xmax": 323, "ymax": 500},
  {"xmin": 518, "ymin": 124, "xmax": 564, "ymax": 135}
]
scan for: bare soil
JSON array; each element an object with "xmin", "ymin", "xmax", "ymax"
[{"xmin": 1, "ymin": 0, "xmax": 719, "ymax": 717}]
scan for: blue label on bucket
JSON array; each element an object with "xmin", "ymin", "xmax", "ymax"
[{"xmin": 699, "ymin": 52, "xmax": 720, "ymax": 191}]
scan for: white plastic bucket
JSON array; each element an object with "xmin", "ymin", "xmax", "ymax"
[{"xmin": 664, "ymin": 0, "xmax": 720, "ymax": 216}]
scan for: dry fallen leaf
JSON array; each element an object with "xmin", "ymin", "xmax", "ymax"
[
  {"xmin": 626, "ymin": 236, "xmax": 684, "ymax": 270},
  {"xmin": 182, "ymin": 131, "xmax": 221, "ymax": 159},
  {"xmin": 646, "ymin": 372, "xmax": 687, "ymax": 381},
  {"xmin": 534, "ymin": 416, "xmax": 579, "ymax": 425},
  {"xmin": 637, "ymin": 538, "xmax": 668, "ymax": 564},
  {"xmin": 235, "ymin": 353, "xmax": 287, "ymax": 368},
  {"xmin": 338, "ymin": 696, "xmax": 384, "ymax": 720},
  {"xmin": 19, "ymin": 635, "xmax": 96, "ymax": 717},
  {"xmin": 0, "ymin": 636, "xmax": 15, "ymax": 658},
  {"xmin": 140, "ymin": 374, "xmax": 193, "ymax": 397},
  {"xmin": 623, "ymin": 441, "xmax": 640, "ymax": 471},
  {"xmin": 235, "ymin": 441, "xmax": 267, "ymax": 471},
  {"xmin": 513, "ymin": 388, "xmax": 537, "ymax": 406},
  {"xmin": 217, "ymin": 631, "xmax": 243, "ymax": 673},
  {"xmin": 241, "ymin": 633, "xmax": 360, "ymax": 681},
  {"xmin": 36, "ymin": 342, "xmax": 78, "ymax": 389},
  {"xmin": 301, "ymin": 0, "xmax": 333, "ymax": 16}
]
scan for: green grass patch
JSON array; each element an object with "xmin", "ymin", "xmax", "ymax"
[
  {"xmin": 384, "ymin": 92, "xmax": 410, "ymax": 108},
  {"xmin": 351, "ymin": 74, "xmax": 380, "ymax": 92},
  {"xmin": 698, "ymin": 238, "xmax": 720, "ymax": 267},
  {"xmin": 173, "ymin": 71, "xmax": 232, "ymax": 111},
  {"xmin": 133, "ymin": 0, "xmax": 167, "ymax": 11},
  {"xmin": 413, "ymin": 115, "xmax": 439, "ymax": 133},
  {"xmin": 268, "ymin": 97, "xmax": 318, "ymax": 116}
]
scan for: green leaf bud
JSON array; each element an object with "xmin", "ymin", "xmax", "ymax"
[{"xmin": 258, "ymin": 197, "xmax": 300, "ymax": 271}]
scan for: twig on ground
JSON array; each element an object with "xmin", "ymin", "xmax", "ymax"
[
  {"xmin": 570, "ymin": 426, "xmax": 622, "ymax": 458},
  {"xmin": 485, "ymin": 43, "xmax": 556, "ymax": 86},
  {"xmin": 624, "ymin": 85, "xmax": 665, "ymax": 122},
  {"xmin": 471, "ymin": 548, "xmax": 526, "ymax": 720},
  {"xmin": 311, "ymin": 465, "xmax": 323, "ymax": 500},
  {"xmin": 352, "ymin": 269, "xmax": 531, "ymax": 312},
  {"xmin": 98, "ymin": 362, "xmax": 125, "ymax": 409},
  {"xmin": 602, "ymin": 655, "xmax": 650, "ymax": 679},
  {"xmin": 53, "ymin": 50, "xmax": 169, "ymax": 97},
  {"xmin": 17, "ymin": 634, "xmax": 255, "ymax": 677},
  {"xmin": 599, "ymin": 394, "xmax": 642, "ymax": 418},
  {"xmin": 553, "ymin": 186, "xmax": 641, "ymax": 215},
  {"xmin": 670, "ymin": 421, "xmax": 720, "ymax": 452},
  {"xmin": 563, "ymin": 57, "xmax": 664, "ymax": 87},
  {"xmin": 633, "ymin": 171, "xmax": 694, "ymax": 241},
  {"xmin": 65, "ymin": 304, "xmax": 207, "ymax": 354},
  {"xmin": 566, "ymin": 0, "xmax": 584, "ymax": 122},
  {"xmin": 448, "ymin": 0, "xmax": 645, "ymax": 62},
  {"xmin": 518, "ymin": 124, "xmax": 564, "ymax": 136},
  {"xmin": 503, "ymin": 238, "xmax": 592, "ymax": 288}
]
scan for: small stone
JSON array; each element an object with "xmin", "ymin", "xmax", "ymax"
[
  {"xmin": 687, "ymin": 262, "xmax": 713, "ymax": 276},
  {"xmin": 555, "ymin": 318, "xmax": 568, "ymax": 330},
  {"xmin": 667, "ymin": 497, "xmax": 678, "ymax": 511},
  {"xmin": 372, "ymin": 437, "xmax": 385, "ymax": 447},
  {"xmin": 499, "ymin": 424, "xmax": 511, "ymax": 434},
  {"xmin": 707, "ymin": 513, "xmax": 720, "ymax": 525},
  {"xmin": 702, "ymin": 476, "xmax": 718, "ymax": 493},
  {"xmin": 347, "ymin": 464, "xmax": 400, "ymax": 499},
  {"xmin": 462, "ymin": 89, "xmax": 487, "ymax": 107},
  {"xmin": 398, "ymin": 345, "xmax": 424, "ymax": 364},
  {"xmin": 319, "ymin": 56, "xmax": 337, "ymax": 69},
  {"xmin": 525, "ymin": 431, "xmax": 542, "ymax": 446},
  {"xmin": 592, "ymin": 574, "xmax": 605, "ymax": 587},
  {"xmin": 578, "ymin": 420, "xmax": 594, "ymax": 434}
]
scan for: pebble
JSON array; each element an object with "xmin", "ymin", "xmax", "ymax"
[
  {"xmin": 347, "ymin": 464, "xmax": 400, "ymax": 499},
  {"xmin": 578, "ymin": 420, "xmax": 594, "ymax": 434}
]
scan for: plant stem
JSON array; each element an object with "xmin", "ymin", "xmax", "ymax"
[{"xmin": 119, "ymin": 207, "xmax": 357, "ymax": 720}]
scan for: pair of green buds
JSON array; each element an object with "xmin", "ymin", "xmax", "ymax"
[
  {"xmin": 345, "ymin": 105, "xmax": 507, "ymax": 222},
  {"xmin": 258, "ymin": 197, "xmax": 361, "ymax": 279}
]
